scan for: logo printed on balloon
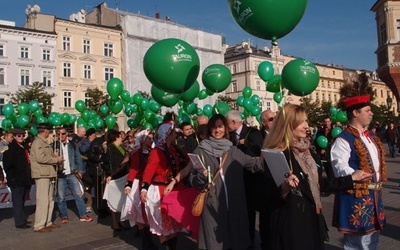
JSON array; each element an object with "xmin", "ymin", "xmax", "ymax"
[
  {"xmin": 173, "ymin": 44, "xmax": 192, "ymax": 62},
  {"xmin": 300, "ymin": 60, "xmax": 317, "ymax": 74}
]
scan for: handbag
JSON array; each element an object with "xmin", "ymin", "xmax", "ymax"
[{"xmin": 192, "ymin": 152, "xmax": 229, "ymax": 216}]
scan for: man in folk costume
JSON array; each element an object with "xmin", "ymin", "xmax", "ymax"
[{"xmin": 330, "ymin": 74, "xmax": 386, "ymax": 250}]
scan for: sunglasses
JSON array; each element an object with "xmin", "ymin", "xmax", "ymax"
[
  {"xmin": 268, "ymin": 117, "xmax": 274, "ymax": 122},
  {"xmin": 14, "ymin": 134, "xmax": 24, "ymax": 138},
  {"xmin": 58, "ymin": 132, "xmax": 67, "ymax": 135}
]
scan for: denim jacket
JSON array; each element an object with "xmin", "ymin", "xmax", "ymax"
[{"xmin": 52, "ymin": 141, "xmax": 85, "ymax": 174}]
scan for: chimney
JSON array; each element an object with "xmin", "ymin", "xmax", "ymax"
[
  {"xmin": 165, "ymin": 16, "xmax": 170, "ymax": 21},
  {"xmin": 155, "ymin": 12, "xmax": 160, "ymax": 19}
]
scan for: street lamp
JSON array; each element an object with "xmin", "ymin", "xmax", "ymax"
[{"xmin": 387, "ymin": 95, "xmax": 393, "ymax": 110}]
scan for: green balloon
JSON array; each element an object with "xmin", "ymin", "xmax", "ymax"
[
  {"xmin": 282, "ymin": 59, "xmax": 320, "ymax": 96},
  {"xmin": 105, "ymin": 115, "xmax": 116, "ymax": 129},
  {"xmin": 18, "ymin": 103, "xmax": 29, "ymax": 116},
  {"xmin": 196, "ymin": 108, "xmax": 203, "ymax": 116},
  {"xmin": 237, "ymin": 96, "xmax": 244, "ymax": 107},
  {"xmin": 133, "ymin": 93, "xmax": 143, "ymax": 106},
  {"xmin": 127, "ymin": 119, "xmax": 137, "ymax": 129},
  {"xmin": 198, "ymin": 89, "xmax": 208, "ymax": 100},
  {"xmin": 124, "ymin": 105, "xmax": 134, "ymax": 117},
  {"xmin": 273, "ymin": 92, "xmax": 283, "ymax": 103},
  {"xmin": 75, "ymin": 100, "xmax": 86, "ymax": 113},
  {"xmin": 330, "ymin": 106, "xmax": 338, "ymax": 116},
  {"xmin": 251, "ymin": 95, "xmax": 260, "ymax": 105},
  {"xmin": 336, "ymin": 111, "xmax": 348, "ymax": 123},
  {"xmin": 213, "ymin": 102, "xmax": 231, "ymax": 116},
  {"xmin": 331, "ymin": 127, "xmax": 343, "ymax": 138},
  {"xmin": 330, "ymin": 114, "xmax": 337, "ymax": 124},
  {"xmin": 1, "ymin": 119, "xmax": 12, "ymax": 131},
  {"xmin": 37, "ymin": 116, "xmax": 47, "ymax": 124},
  {"xmin": 181, "ymin": 81, "xmax": 200, "ymax": 102},
  {"xmin": 141, "ymin": 99, "xmax": 150, "ymax": 110},
  {"xmin": 267, "ymin": 75, "xmax": 283, "ymax": 93},
  {"xmin": 69, "ymin": 114, "xmax": 77, "ymax": 124},
  {"xmin": 228, "ymin": 0, "xmax": 308, "ymax": 41},
  {"xmin": 143, "ymin": 38, "xmax": 200, "ymax": 93},
  {"xmin": 77, "ymin": 117, "xmax": 87, "ymax": 128},
  {"xmin": 120, "ymin": 90, "xmax": 131, "ymax": 102},
  {"xmin": 111, "ymin": 100, "xmax": 124, "ymax": 114},
  {"xmin": 151, "ymin": 85, "xmax": 181, "ymax": 107},
  {"xmin": 29, "ymin": 100, "xmax": 40, "ymax": 113},
  {"xmin": 316, "ymin": 136, "xmax": 328, "ymax": 149},
  {"xmin": 203, "ymin": 104, "xmax": 213, "ymax": 117},
  {"xmin": 251, "ymin": 106, "xmax": 261, "ymax": 116},
  {"xmin": 149, "ymin": 102, "xmax": 161, "ymax": 113},
  {"xmin": 107, "ymin": 78, "xmax": 124, "ymax": 100},
  {"xmin": 30, "ymin": 126, "xmax": 38, "ymax": 136},
  {"xmin": 258, "ymin": 61, "xmax": 274, "ymax": 81},
  {"xmin": 95, "ymin": 118, "xmax": 104, "ymax": 129},
  {"xmin": 34, "ymin": 109, "xmax": 43, "ymax": 118},
  {"xmin": 202, "ymin": 64, "xmax": 232, "ymax": 93},
  {"xmin": 185, "ymin": 103, "xmax": 198, "ymax": 115},
  {"xmin": 144, "ymin": 110, "xmax": 156, "ymax": 123},
  {"xmin": 100, "ymin": 104, "xmax": 109, "ymax": 115},
  {"xmin": 60, "ymin": 113, "xmax": 70, "ymax": 124},
  {"xmin": 243, "ymin": 98, "xmax": 253, "ymax": 111},
  {"xmin": 242, "ymin": 86, "xmax": 252, "ymax": 98},
  {"xmin": 2, "ymin": 103, "xmax": 14, "ymax": 118},
  {"xmin": 178, "ymin": 113, "xmax": 191, "ymax": 124},
  {"xmin": 81, "ymin": 110, "xmax": 91, "ymax": 122}
]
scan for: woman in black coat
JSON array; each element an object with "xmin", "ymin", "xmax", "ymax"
[
  {"xmin": 263, "ymin": 104, "xmax": 371, "ymax": 250},
  {"xmin": 3, "ymin": 129, "xmax": 32, "ymax": 228}
]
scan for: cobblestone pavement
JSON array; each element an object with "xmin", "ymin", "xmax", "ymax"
[{"xmin": 1, "ymin": 148, "xmax": 399, "ymax": 249}]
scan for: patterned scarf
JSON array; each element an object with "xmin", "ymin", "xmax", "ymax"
[{"xmin": 291, "ymin": 138, "xmax": 322, "ymax": 210}]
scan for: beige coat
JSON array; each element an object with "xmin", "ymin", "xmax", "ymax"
[{"xmin": 30, "ymin": 134, "xmax": 58, "ymax": 179}]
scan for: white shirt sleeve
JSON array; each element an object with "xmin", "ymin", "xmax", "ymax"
[{"xmin": 330, "ymin": 137, "xmax": 355, "ymax": 177}]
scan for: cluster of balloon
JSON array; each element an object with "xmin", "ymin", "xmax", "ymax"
[
  {"xmin": 143, "ymin": 38, "xmax": 200, "ymax": 94},
  {"xmin": 282, "ymin": 59, "xmax": 320, "ymax": 96},
  {"xmin": 228, "ymin": 0, "xmax": 308, "ymax": 44},
  {"xmin": 329, "ymin": 106, "xmax": 348, "ymax": 124},
  {"xmin": 1, "ymin": 100, "xmax": 78, "ymax": 136},
  {"xmin": 236, "ymin": 87, "xmax": 262, "ymax": 118}
]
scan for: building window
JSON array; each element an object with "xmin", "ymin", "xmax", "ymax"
[
  {"xmin": 83, "ymin": 39, "xmax": 91, "ymax": 54},
  {"xmin": 0, "ymin": 44, "xmax": 4, "ymax": 56},
  {"xmin": 321, "ymin": 80, "xmax": 324, "ymax": 87},
  {"xmin": 381, "ymin": 89, "xmax": 383, "ymax": 98},
  {"xmin": 327, "ymin": 81, "xmax": 331, "ymax": 88},
  {"xmin": 397, "ymin": 20, "xmax": 400, "ymax": 41},
  {"xmin": 63, "ymin": 36, "xmax": 71, "ymax": 51},
  {"xmin": 83, "ymin": 65, "xmax": 92, "ymax": 79},
  {"xmin": 42, "ymin": 70, "xmax": 52, "ymax": 87},
  {"xmin": 20, "ymin": 46, "xmax": 29, "ymax": 59},
  {"xmin": 63, "ymin": 62, "xmax": 71, "ymax": 77},
  {"xmin": 0, "ymin": 98, "xmax": 5, "ymax": 116},
  {"xmin": 231, "ymin": 81, "xmax": 237, "ymax": 92},
  {"xmin": 85, "ymin": 92, "xmax": 91, "ymax": 106},
  {"xmin": 333, "ymin": 70, "xmax": 335, "ymax": 75},
  {"xmin": 266, "ymin": 101, "xmax": 271, "ymax": 110},
  {"xmin": 328, "ymin": 94, "xmax": 331, "ymax": 101},
  {"xmin": 232, "ymin": 64, "xmax": 237, "ymax": 74},
  {"xmin": 380, "ymin": 23, "xmax": 387, "ymax": 46},
  {"xmin": 20, "ymin": 69, "xmax": 30, "ymax": 85},
  {"xmin": 322, "ymin": 93, "xmax": 325, "ymax": 101},
  {"xmin": 104, "ymin": 67, "xmax": 114, "ymax": 81},
  {"xmin": 334, "ymin": 94, "xmax": 337, "ymax": 102},
  {"xmin": 316, "ymin": 92, "xmax": 319, "ymax": 100},
  {"xmin": 333, "ymin": 82, "xmax": 336, "ymax": 89},
  {"xmin": 63, "ymin": 91, "xmax": 72, "ymax": 108},
  {"xmin": 42, "ymin": 49, "xmax": 51, "ymax": 61},
  {"xmin": 256, "ymin": 80, "xmax": 261, "ymax": 90},
  {"xmin": 0, "ymin": 68, "xmax": 4, "ymax": 85},
  {"xmin": 104, "ymin": 43, "xmax": 113, "ymax": 57}
]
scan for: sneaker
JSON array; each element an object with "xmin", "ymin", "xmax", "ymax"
[
  {"xmin": 86, "ymin": 207, "xmax": 93, "ymax": 213},
  {"xmin": 80, "ymin": 215, "xmax": 93, "ymax": 222},
  {"xmin": 61, "ymin": 218, "xmax": 69, "ymax": 224}
]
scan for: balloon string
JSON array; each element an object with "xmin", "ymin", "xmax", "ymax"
[{"xmin": 279, "ymin": 84, "xmax": 293, "ymax": 172}]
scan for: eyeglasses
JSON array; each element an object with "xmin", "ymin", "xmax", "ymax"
[
  {"xmin": 58, "ymin": 132, "xmax": 67, "ymax": 135},
  {"xmin": 14, "ymin": 134, "xmax": 24, "ymax": 138},
  {"xmin": 268, "ymin": 117, "xmax": 274, "ymax": 122}
]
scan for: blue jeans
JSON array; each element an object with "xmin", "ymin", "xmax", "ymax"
[
  {"xmin": 388, "ymin": 141, "xmax": 397, "ymax": 157},
  {"xmin": 57, "ymin": 174, "xmax": 86, "ymax": 218},
  {"xmin": 343, "ymin": 232, "xmax": 379, "ymax": 250}
]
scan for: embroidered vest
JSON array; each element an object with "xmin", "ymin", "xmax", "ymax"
[{"xmin": 332, "ymin": 129, "xmax": 385, "ymax": 234}]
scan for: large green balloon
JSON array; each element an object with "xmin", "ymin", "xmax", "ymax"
[
  {"xmin": 143, "ymin": 38, "xmax": 200, "ymax": 93},
  {"xmin": 228, "ymin": 0, "xmax": 308, "ymax": 42},
  {"xmin": 105, "ymin": 115, "xmax": 116, "ymax": 129},
  {"xmin": 181, "ymin": 81, "xmax": 200, "ymax": 102},
  {"xmin": 29, "ymin": 100, "xmax": 40, "ymax": 113},
  {"xmin": 267, "ymin": 75, "xmax": 283, "ymax": 93},
  {"xmin": 282, "ymin": 59, "xmax": 320, "ymax": 96},
  {"xmin": 2, "ymin": 103, "xmax": 14, "ymax": 118},
  {"xmin": 75, "ymin": 100, "xmax": 86, "ymax": 113},
  {"xmin": 18, "ymin": 103, "xmax": 29, "ymax": 116},
  {"xmin": 213, "ymin": 102, "xmax": 231, "ymax": 116},
  {"xmin": 107, "ymin": 78, "xmax": 124, "ymax": 100},
  {"xmin": 258, "ymin": 61, "xmax": 274, "ymax": 81},
  {"xmin": 151, "ymin": 85, "xmax": 181, "ymax": 107},
  {"xmin": 202, "ymin": 64, "xmax": 232, "ymax": 93}
]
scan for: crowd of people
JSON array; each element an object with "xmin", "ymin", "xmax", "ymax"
[{"xmin": 0, "ymin": 92, "xmax": 393, "ymax": 250}]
